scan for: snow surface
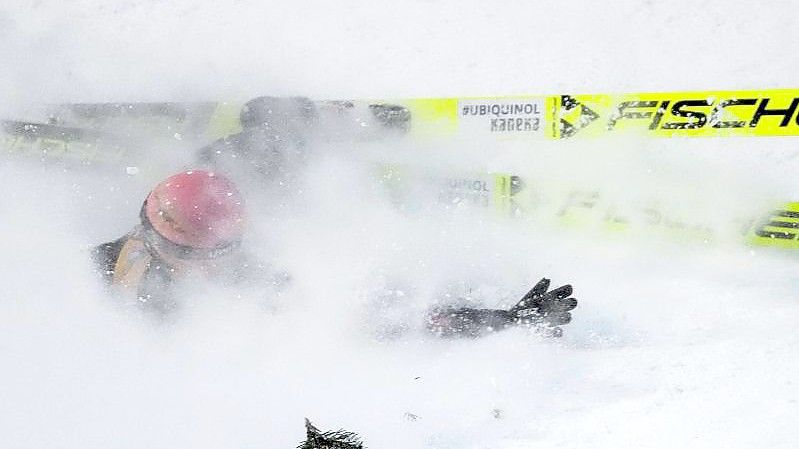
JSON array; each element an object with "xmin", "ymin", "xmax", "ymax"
[{"xmin": 2, "ymin": 1, "xmax": 799, "ymax": 448}]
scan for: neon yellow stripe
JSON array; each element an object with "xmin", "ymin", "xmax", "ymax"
[
  {"xmin": 394, "ymin": 88, "xmax": 799, "ymax": 139},
  {"xmin": 205, "ymin": 102, "xmax": 244, "ymax": 139}
]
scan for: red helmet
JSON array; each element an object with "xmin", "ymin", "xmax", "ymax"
[{"xmin": 141, "ymin": 170, "xmax": 244, "ymax": 254}]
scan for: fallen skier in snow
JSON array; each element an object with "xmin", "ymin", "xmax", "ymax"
[
  {"xmin": 92, "ymin": 169, "xmax": 286, "ymax": 315},
  {"xmin": 92, "ymin": 169, "xmax": 577, "ymax": 337}
]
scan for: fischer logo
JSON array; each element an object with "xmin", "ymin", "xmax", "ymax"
[
  {"xmin": 558, "ymin": 96, "xmax": 599, "ymax": 138},
  {"xmin": 558, "ymin": 94, "xmax": 799, "ymax": 137}
]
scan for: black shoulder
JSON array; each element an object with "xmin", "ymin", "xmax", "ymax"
[
  {"xmin": 92, "ymin": 237, "xmax": 127, "ymax": 283},
  {"xmin": 197, "ymin": 133, "xmax": 241, "ymax": 163}
]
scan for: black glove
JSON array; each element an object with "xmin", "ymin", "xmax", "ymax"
[
  {"xmin": 509, "ymin": 278, "xmax": 577, "ymax": 337},
  {"xmin": 426, "ymin": 278, "xmax": 577, "ymax": 338}
]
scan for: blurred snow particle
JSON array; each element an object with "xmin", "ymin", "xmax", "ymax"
[
  {"xmin": 404, "ymin": 412, "xmax": 420, "ymax": 421},
  {"xmin": 125, "ymin": 166, "xmax": 139, "ymax": 176}
]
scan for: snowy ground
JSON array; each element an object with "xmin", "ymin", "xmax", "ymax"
[{"xmin": 2, "ymin": 1, "xmax": 799, "ymax": 448}]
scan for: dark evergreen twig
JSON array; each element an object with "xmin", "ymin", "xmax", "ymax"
[{"xmin": 298, "ymin": 418, "xmax": 364, "ymax": 449}]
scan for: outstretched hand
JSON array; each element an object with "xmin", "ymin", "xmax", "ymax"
[
  {"xmin": 510, "ymin": 278, "xmax": 578, "ymax": 337},
  {"xmin": 425, "ymin": 278, "xmax": 578, "ymax": 338}
]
